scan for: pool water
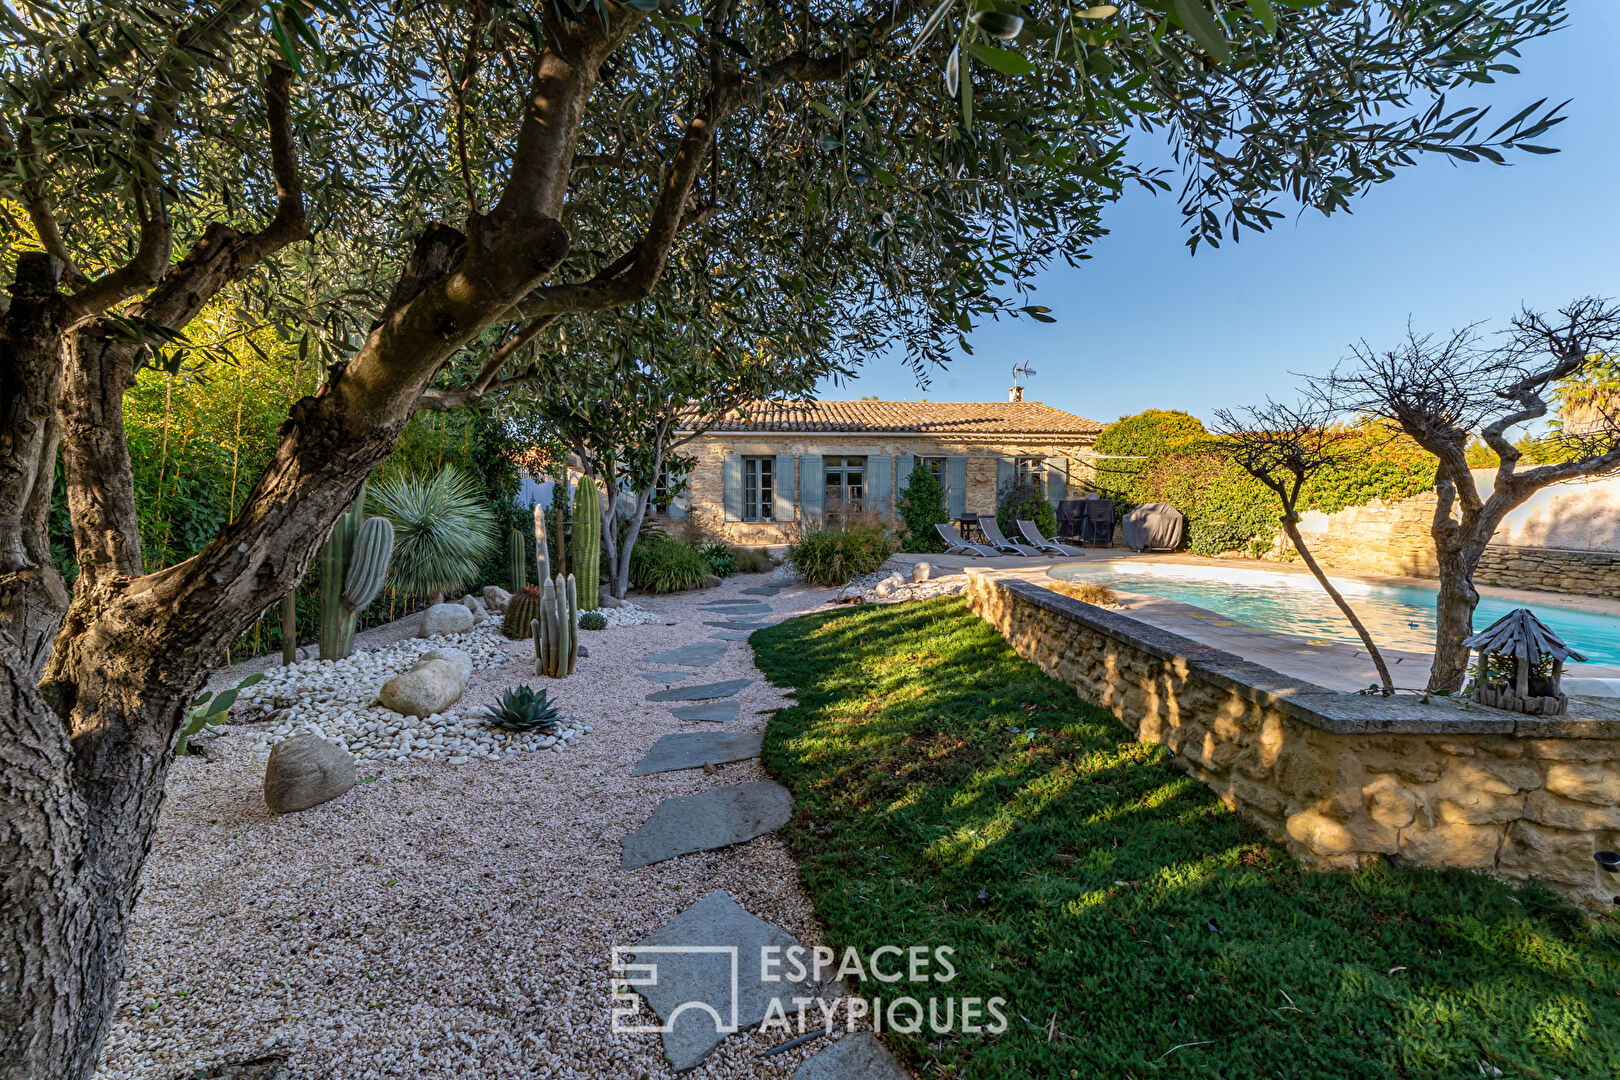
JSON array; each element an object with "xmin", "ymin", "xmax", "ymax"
[{"xmin": 1049, "ymin": 561, "xmax": 1620, "ymax": 667}]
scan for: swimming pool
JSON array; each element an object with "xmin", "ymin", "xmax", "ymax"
[{"xmin": 1048, "ymin": 560, "xmax": 1620, "ymax": 667}]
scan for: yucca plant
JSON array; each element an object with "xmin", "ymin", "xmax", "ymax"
[
  {"xmin": 481, "ymin": 685, "xmax": 563, "ymax": 733},
  {"xmin": 369, "ymin": 465, "xmax": 497, "ymax": 604}
]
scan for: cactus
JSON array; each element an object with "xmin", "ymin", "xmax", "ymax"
[
  {"xmin": 508, "ymin": 527, "xmax": 528, "ymax": 592},
  {"xmin": 502, "ymin": 583, "xmax": 541, "ymax": 640},
  {"xmin": 572, "ymin": 476, "xmax": 601, "ymax": 611},
  {"xmin": 533, "ymin": 502, "xmax": 550, "ymax": 585},
  {"xmin": 317, "ymin": 481, "xmax": 394, "ymax": 659},
  {"xmin": 533, "ymin": 573, "xmax": 579, "ymax": 677}
]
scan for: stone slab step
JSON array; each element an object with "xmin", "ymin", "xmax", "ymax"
[
  {"xmin": 644, "ymin": 641, "xmax": 730, "ymax": 667},
  {"xmin": 794, "ymin": 1032, "xmax": 910, "ymax": 1080},
  {"xmin": 636, "ymin": 672, "xmax": 690, "ymax": 683},
  {"xmin": 670, "ymin": 702, "xmax": 741, "ymax": 724},
  {"xmin": 632, "ymin": 731, "xmax": 764, "ymax": 775},
  {"xmin": 620, "ymin": 781, "xmax": 792, "ymax": 870},
  {"xmin": 647, "ymin": 678, "xmax": 753, "ymax": 702}
]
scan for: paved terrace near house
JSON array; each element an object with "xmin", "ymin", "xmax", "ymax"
[{"xmin": 882, "ymin": 550, "xmax": 1620, "ymax": 692}]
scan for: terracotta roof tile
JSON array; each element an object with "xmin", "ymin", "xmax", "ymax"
[{"xmin": 694, "ymin": 400, "xmax": 1102, "ymax": 436}]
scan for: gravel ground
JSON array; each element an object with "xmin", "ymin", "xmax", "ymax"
[{"xmin": 97, "ymin": 573, "xmax": 865, "ymax": 1080}]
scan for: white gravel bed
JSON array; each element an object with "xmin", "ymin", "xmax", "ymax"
[
  {"xmin": 96, "ymin": 573, "xmax": 874, "ymax": 1080},
  {"xmin": 598, "ymin": 600, "xmax": 663, "ymax": 627},
  {"xmin": 232, "ymin": 624, "xmax": 588, "ymax": 763},
  {"xmin": 835, "ymin": 560, "xmax": 966, "ymax": 604}
]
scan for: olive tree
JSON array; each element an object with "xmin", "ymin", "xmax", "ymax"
[
  {"xmin": 1318, "ymin": 298, "xmax": 1620, "ymax": 692},
  {"xmin": 0, "ymin": 1, "xmax": 1573, "ymax": 1075}
]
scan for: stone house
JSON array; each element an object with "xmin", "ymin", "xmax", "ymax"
[{"xmin": 667, "ymin": 399, "xmax": 1104, "ymax": 544}]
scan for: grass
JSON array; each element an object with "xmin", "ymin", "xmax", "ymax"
[
  {"xmin": 753, "ymin": 597, "xmax": 1620, "ymax": 1080},
  {"xmin": 1045, "ymin": 580, "xmax": 1122, "ymax": 607}
]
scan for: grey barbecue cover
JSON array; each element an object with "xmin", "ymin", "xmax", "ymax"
[{"xmin": 1122, "ymin": 502, "xmax": 1184, "ymax": 551}]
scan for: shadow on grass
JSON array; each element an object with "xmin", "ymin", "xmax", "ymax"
[{"xmin": 754, "ymin": 598, "xmax": 1620, "ymax": 1080}]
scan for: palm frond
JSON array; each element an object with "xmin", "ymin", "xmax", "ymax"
[{"xmin": 368, "ymin": 465, "xmax": 497, "ymax": 598}]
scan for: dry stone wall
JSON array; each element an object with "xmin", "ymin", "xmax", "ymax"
[{"xmin": 964, "ymin": 572, "xmax": 1620, "ymax": 910}]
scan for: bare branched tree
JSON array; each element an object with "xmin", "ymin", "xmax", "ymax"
[
  {"xmin": 1214, "ymin": 401, "xmax": 1395, "ymax": 693},
  {"xmin": 1317, "ymin": 298, "xmax": 1620, "ymax": 692}
]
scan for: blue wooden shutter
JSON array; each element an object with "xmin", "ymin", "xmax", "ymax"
[
  {"xmin": 996, "ymin": 455, "xmax": 1014, "ymax": 497},
  {"xmin": 866, "ymin": 454, "xmax": 892, "ymax": 517},
  {"xmin": 774, "ymin": 453, "xmax": 796, "ymax": 522},
  {"xmin": 894, "ymin": 454, "xmax": 917, "ymax": 499},
  {"xmin": 799, "ymin": 454, "xmax": 824, "ymax": 523},
  {"xmin": 722, "ymin": 454, "xmax": 742, "ymax": 521},
  {"xmin": 946, "ymin": 456, "xmax": 966, "ymax": 518},
  {"xmin": 1046, "ymin": 457, "xmax": 1068, "ymax": 504}
]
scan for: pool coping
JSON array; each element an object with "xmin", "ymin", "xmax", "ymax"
[{"xmin": 989, "ymin": 575, "xmax": 1620, "ymax": 739}]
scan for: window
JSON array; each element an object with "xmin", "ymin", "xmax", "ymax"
[
  {"xmin": 743, "ymin": 456, "xmax": 774, "ymax": 521},
  {"xmin": 651, "ymin": 465, "xmax": 673, "ymax": 514},
  {"xmin": 918, "ymin": 456, "xmax": 946, "ymax": 482},
  {"xmin": 824, "ymin": 455, "xmax": 866, "ymax": 524},
  {"xmin": 1016, "ymin": 455, "xmax": 1047, "ymax": 482}
]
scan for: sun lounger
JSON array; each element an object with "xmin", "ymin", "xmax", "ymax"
[
  {"xmin": 934, "ymin": 522, "xmax": 1000, "ymax": 557},
  {"xmin": 1017, "ymin": 518, "xmax": 1084, "ymax": 556},
  {"xmin": 979, "ymin": 517, "xmax": 1044, "ymax": 556}
]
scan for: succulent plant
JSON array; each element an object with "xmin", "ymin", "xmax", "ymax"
[
  {"xmin": 480, "ymin": 685, "xmax": 562, "ymax": 733},
  {"xmin": 579, "ymin": 610, "xmax": 607, "ymax": 631},
  {"xmin": 533, "ymin": 573, "xmax": 579, "ymax": 677},
  {"xmin": 572, "ymin": 477, "xmax": 601, "ymax": 610},
  {"xmin": 501, "ymin": 584, "xmax": 541, "ymax": 640},
  {"xmin": 533, "ymin": 502, "xmax": 550, "ymax": 584},
  {"xmin": 317, "ymin": 480, "xmax": 394, "ymax": 660},
  {"xmin": 508, "ymin": 527, "xmax": 528, "ymax": 592}
]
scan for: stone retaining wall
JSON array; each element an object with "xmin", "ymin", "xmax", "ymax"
[{"xmin": 964, "ymin": 572, "xmax": 1620, "ymax": 910}]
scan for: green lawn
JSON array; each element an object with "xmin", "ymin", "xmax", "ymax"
[{"xmin": 753, "ymin": 597, "xmax": 1620, "ymax": 1080}]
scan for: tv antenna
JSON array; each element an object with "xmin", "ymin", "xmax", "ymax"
[{"xmin": 1009, "ymin": 361, "xmax": 1037, "ymax": 402}]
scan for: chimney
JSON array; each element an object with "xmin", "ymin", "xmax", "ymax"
[{"xmin": 1008, "ymin": 385, "xmax": 1024, "ymax": 402}]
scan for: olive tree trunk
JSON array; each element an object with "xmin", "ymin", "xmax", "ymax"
[{"xmin": 1282, "ymin": 518, "xmax": 1394, "ymax": 693}]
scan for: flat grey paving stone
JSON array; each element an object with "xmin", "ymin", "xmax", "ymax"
[
  {"xmin": 632, "ymin": 731, "xmax": 763, "ymax": 775},
  {"xmin": 647, "ymin": 677, "xmax": 753, "ymax": 702},
  {"xmin": 702, "ymin": 601, "xmax": 772, "ymax": 612},
  {"xmin": 710, "ymin": 631, "xmax": 753, "ymax": 642},
  {"xmin": 625, "ymin": 890, "xmax": 836, "ymax": 1072},
  {"xmin": 644, "ymin": 640, "xmax": 730, "ymax": 667},
  {"xmin": 670, "ymin": 702, "xmax": 741, "ymax": 724},
  {"xmin": 794, "ymin": 1032, "xmax": 910, "ymax": 1080},
  {"xmin": 620, "ymin": 781, "xmax": 793, "ymax": 870},
  {"xmin": 704, "ymin": 620, "xmax": 774, "ymax": 630},
  {"xmin": 636, "ymin": 671, "xmax": 690, "ymax": 683},
  {"xmin": 740, "ymin": 586, "xmax": 782, "ymax": 596}
]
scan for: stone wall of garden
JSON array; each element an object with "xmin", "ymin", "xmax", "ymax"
[
  {"xmin": 1276, "ymin": 472, "xmax": 1620, "ymax": 597},
  {"xmin": 964, "ymin": 572, "xmax": 1620, "ymax": 910}
]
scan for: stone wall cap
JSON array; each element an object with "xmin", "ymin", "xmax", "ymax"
[{"xmin": 990, "ymin": 577, "xmax": 1617, "ymax": 739}]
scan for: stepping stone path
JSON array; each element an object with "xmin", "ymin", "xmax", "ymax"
[
  {"xmin": 670, "ymin": 702, "xmax": 741, "ymax": 724},
  {"xmin": 644, "ymin": 640, "xmax": 730, "ymax": 667},
  {"xmin": 794, "ymin": 1032, "xmax": 910, "ymax": 1080},
  {"xmin": 635, "ymin": 671, "xmax": 689, "ymax": 683},
  {"xmin": 704, "ymin": 620, "xmax": 774, "ymax": 631},
  {"xmin": 710, "ymin": 630, "xmax": 753, "ymax": 642},
  {"xmin": 623, "ymin": 890, "xmax": 835, "ymax": 1072},
  {"xmin": 632, "ymin": 731, "xmax": 763, "ymax": 775},
  {"xmin": 646, "ymin": 677, "xmax": 753, "ymax": 702},
  {"xmin": 740, "ymin": 586, "xmax": 781, "ymax": 596},
  {"xmin": 700, "ymin": 601, "xmax": 772, "ymax": 614},
  {"xmin": 700, "ymin": 598, "xmax": 771, "ymax": 609},
  {"xmin": 620, "ymin": 781, "xmax": 793, "ymax": 869}
]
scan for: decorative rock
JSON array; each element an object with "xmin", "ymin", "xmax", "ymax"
[
  {"xmin": 481, "ymin": 585, "xmax": 512, "ymax": 612},
  {"xmin": 670, "ymin": 702, "xmax": 741, "ymax": 724},
  {"xmin": 632, "ymin": 732, "xmax": 764, "ymax": 775},
  {"xmin": 647, "ymin": 678, "xmax": 753, "ymax": 702},
  {"xmin": 621, "ymin": 781, "xmax": 793, "ymax": 869},
  {"xmin": 379, "ymin": 659, "xmax": 465, "ymax": 717},
  {"xmin": 419, "ymin": 602, "xmax": 475, "ymax": 636},
  {"xmin": 599, "ymin": 589, "xmax": 626, "ymax": 608},
  {"xmin": 911, "ymin": 561, "xmax": 932, "ymax": 583},
  {"xmin": 417, "ymin": 647, "xmax": 474, "ymax": 683},
  {"xmin": 264, "ymin": 734, "xmax": 355, "ymax": 813},
  {"xmin": 459, "ymin": 594, "xmax": 488, "ymax": 618},
  {"xmin": 795, "ymin": 1032, "xmax": 910, "ymax": 1080},
  {"xmin": 701, "ymin": 573, "xmax": 723, "ymax": 589},
  {"xmin": 644, "ymin": 641, "xmax": 730, "ymax": 667}
]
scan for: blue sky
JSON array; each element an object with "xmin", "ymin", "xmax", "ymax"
[{"xmin": 827, "ymin": 5, "xmax": 1620, "ymax": 428}]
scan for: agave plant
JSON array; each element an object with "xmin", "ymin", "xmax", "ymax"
[
  {"xmin": 481, "ymin": 685, "xmax": 563, "ymax": 733},
  {"xmin": 369, "ymin": 465, "xmax": 497, "ymax": 603}
]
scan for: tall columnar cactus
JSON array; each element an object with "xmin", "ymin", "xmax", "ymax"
[
  {"xmin": 533, "ymin": 502, "xmax": 550, "ymax": 585},
  {"xmin": 532, "ymin": 573, "xmax": 579, "ymax": 677},
  {"xmin": 317, "ymin": 482, "xmax": 395, "ymax": 659},
  {"xmin": 508, "ymin": 527, "xmax": 528, "ymax": 592},
  {"xmin": 571, "ymin": 476, "xmax": 601, "ymax": 610}
]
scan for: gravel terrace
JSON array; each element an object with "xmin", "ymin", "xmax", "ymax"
[{"xmin": 96, "ymin": 572, "xmax": 869, "ymax": 1080}]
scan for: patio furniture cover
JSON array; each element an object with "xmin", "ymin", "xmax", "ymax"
[{"xmin": 1122, "ymin": 502, "xmax": 1184, "ymax": 551}]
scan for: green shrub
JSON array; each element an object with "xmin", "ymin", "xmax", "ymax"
[
  {"xmin": 1141, "ymin": 452, "xmax": 1277, "ymax": 556},
  {"xmin": 700, "ymin": 542, "xmax": 737, "ymax": 577},
  {"xmin": 897, "ymin": 464, "xmax": 949, "ymax": 553},
  {"xmin": 578, "ymin": 610, "xmax": 607, "ymax": 631},
  {"xmin": 786, "ymin": 523, "xmax": 898, "ymax": 586},
  {"xmin": 1093, "ymin": 408, "xmax": 1209, "ymax": 510},
  {"xmin": 369, "ymin": 465, "xmax": 498, "ymax": 600},
  {"xmin": 731, "ymin": 545, "xmax": 775, "ymax": 573},
  {"xmin": 629, "ymin": 531, "xmax": 711, "ymax": 593},
  {"xmin": 995, "ymin": 476, "xmax": 1057, "ymax": 541}
]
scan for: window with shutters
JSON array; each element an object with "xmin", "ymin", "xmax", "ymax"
[
  {"xmin": 823, "ymin": 455, "xmax": 866, "ymax": 525},
  {"xmin": 743, "ymin": 457, "xmax": 774, "ymax": 521},
  {"xmin": 918, "ymin": 456, "xmax": 946, "ymax": 482},
  {"xmin": 1016, "ymin": 455, "xmax": 1047, "ymax": 482}
]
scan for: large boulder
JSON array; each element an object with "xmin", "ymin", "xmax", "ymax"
[
  {"xmin": 379, "ymin": 659, "xmax": 465, "ymax": 717},
  {"xmin": 459, "ymin": 594, "xmax": 488, "ymax": 618},
  {"xmin": 598, "ymin": 589, "xmax": 626, "ymax": 609},
  {"xmin": 264, "ymin": 734, "xmax": 356, "ymax": 814},
  {"xmin": 481, "ymin": 585, "xmax": 512, "ymax": 612},
  {"xmin": 417, "ymin": 647, "xmax": 474, "ymax": 683},
  {"xmin": 419, "ymin": 602, "xmax": 475, "ymax": 637}
]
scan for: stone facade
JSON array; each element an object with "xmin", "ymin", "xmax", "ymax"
[
  {"xmin": 675, "ymin": 432, "xmax": 1099, "ymax": 545},
  {"xmin": 965, "ymin": 573, "xmax": 1620, "ymax": 910}
]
